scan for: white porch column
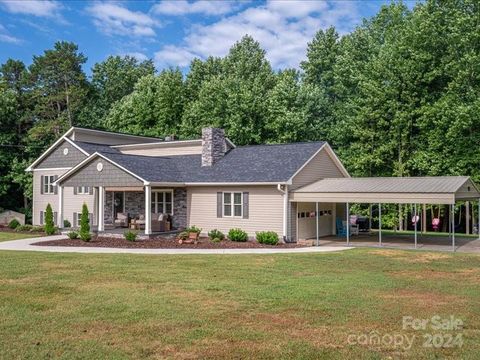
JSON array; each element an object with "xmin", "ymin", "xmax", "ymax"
[
  {"xmin": 478, "ymin": 199, "xmax": 480, "ymax": 240},
  {"xmin": 346, "ymin": 202, "xmax": 350, "ymax": 246},
  {"xmin": 378, "ymin": 203, "xmax": 382, "ymax": 246},
  {"xmin": 315, "ymin": 202, "xmax": 319, "ymax": 246},
  {"xmin": 58, "ymin": 186, "xmax": 64, "ymax": 229},
  {"xmin": 466, "ymin": 201, "xmax": 470, "ymax": 235},
  {"xmin": 145, "ymin": 184, "xmax": 152, "ymax": 235},
  {"xmin": 98, "ymin": 186, "xmax": 105, "ymax": 232},
  {"xmin": 283, "ymin": 186, "xmax": 289, "ymax": 240}
]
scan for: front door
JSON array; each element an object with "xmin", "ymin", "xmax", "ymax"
[{"xmin": 113, "ymin": 192, "xmax": 125, "ymax": 218}]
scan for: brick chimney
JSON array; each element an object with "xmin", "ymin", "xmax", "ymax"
[{"xmin": 202, "ymin": 128, "xmax": 226, "ymax": 166}]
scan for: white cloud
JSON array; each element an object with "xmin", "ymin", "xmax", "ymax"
[
  {"xmin": 0, "ymin": 0, "xmax": 62, "ymax": 18},
  {"xmin": 123, "ymin": 52, "xmax": 149, "ymax": 62},
  {"xmin": 154, "ymin": 0, "xmax": 360, "ymax": 69},
  {"xmin": 0, "ymin": 23, "xmax": 21, "ymax": 44},
  {"xmin": 152, "ymin": 0, "xmax": 237, "ymax": 16},
  {"xmin": 87, "ymin": 2, "xmax": 159, "ymax": 37}
]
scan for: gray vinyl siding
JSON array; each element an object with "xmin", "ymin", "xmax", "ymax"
[
  {"xmin": 61, "ymin": 156, "xmax": 143, "ymax": 187},
  {"xmin": 290, "ymin": 148, "xmax": 346, "ymax": 190},
  {"xmin": 36, "ymin": 140, "xmax": 87, "ymax": 169},
  {"xmin": 32, "ymin": 169, "xmax": 95, "ymax": 226}
]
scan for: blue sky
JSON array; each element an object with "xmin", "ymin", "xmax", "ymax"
[{"xmin": 0, "ymin": 1, "xmax": 416, "ymax": 74}]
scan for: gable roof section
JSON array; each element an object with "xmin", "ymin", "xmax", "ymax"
[{"xmin": 57, "ymin": 141, "xmax": 326, "ymax": 185}]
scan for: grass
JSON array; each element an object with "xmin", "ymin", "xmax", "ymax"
[
  {"xmin": 0, "ymin": 249, "xmax": 479, "ymax": 359},
  {"xmin": 0, "ymin": 231, "xmax": 42, "ymax": 242}
]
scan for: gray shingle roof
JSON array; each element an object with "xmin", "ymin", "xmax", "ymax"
[
  {"xmin": 85, "ymin": 141, "xmax": 325, "ymax": 183},
  {"xmin": 74, "ymin": 141, "xmax": 121, "ymax": 155}
]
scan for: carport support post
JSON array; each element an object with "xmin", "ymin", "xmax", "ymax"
[
  {"xmin": 414, "ymin": 203, "xmax": 417, "ymax": 249},
  {"xmin": 346, "ymin": 202, "xmax": 350, "ymax": 246},
  {"xmin": 378, "ymin": 203, "xmax": 382, "ymax": 246},
  {"xmin": 478, "ymin": 199, "xmax": 480, "ymax": 240},
  {"xmin": 315, "ymin": 202, "xmax": 319, "ymax": 246},
  {"xmin": 451, "ymin": 204, "xmax": 455, "ymax": 252}
]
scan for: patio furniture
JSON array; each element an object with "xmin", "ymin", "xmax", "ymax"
[
  {"xmin": 114, "ymin": 213, "xmax": 129, "ymax": 228},
  {"xmin": 349, "ymin": 215, "xmax": 360, "ymax": 235},
  {"xmin": 336, "ymin": 218, "xmax": 347, "ymax": 237}
]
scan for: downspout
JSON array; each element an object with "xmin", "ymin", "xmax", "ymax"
[{"xmin": 277, "ymin": 184, "xmax": 289, "ymax": 241}]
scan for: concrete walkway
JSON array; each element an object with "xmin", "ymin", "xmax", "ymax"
[{"xmin": 0, "ymin": 235, "xmax": 352, "ymax": 255}]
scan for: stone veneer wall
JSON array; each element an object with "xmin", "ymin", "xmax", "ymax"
[
  {"xmin": 104, "ymin": 190, "xmax": 187, "ymax": 230},
  {"xmin": 201, "ymin": 128, "xmax": 226, "ymax": 167},
  {"xmin": 173, "ymin": 188, "xmax": 187, "ymax": 229}
]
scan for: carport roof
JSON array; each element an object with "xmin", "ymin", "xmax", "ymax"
[{"xmin": 290, "ymin": 176, "xmax": 480, "ymax": 204}]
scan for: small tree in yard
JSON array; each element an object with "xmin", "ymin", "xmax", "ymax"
[
  {"xmin": 45, "ymin": 204, "xmax": 55, "ymax": 235},
  {"xmin": 79, "ymin": 203, "xmax": 91, "ymax": 242}
]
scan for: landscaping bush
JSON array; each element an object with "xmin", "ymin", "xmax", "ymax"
[
  {"xmin": 63, "ymin": 219, "xmax": 71, "ymax": 228},
  {"xmin": 208, "ymin": 229, "xmax": 225, "ymax": 242},
  {"xmin": 15, "ymin": 224, "xmax": 33, "ymax": 232},
  {"xmin": 44, "ymin": 204, "xmax": 55, "ymax": 235},
  {"xmin": 256, "ymin": 231, "xmax": 279, "ymax": 245},
  {"xmin": 30, "ymin": 225, "xmax": 45, "ymax": 233},
  {"xmin": 185, "ymin": 225, "xmax": 202, "ymax": 234},
  {"xmin": 228, "ymin": 228, "xmax": 248, "ymax": 242},
  {"xmin": 176, "ymin": 231, "xmax": 188, "ymax": 241},
  {"xmin": 67, "ymin": 231, "xmax": 79, "ymax": 239},
  {"xmin": 79, "ymin": 203, "xmax": 91, "ymax": 242},
  {"xmin": 124, "ymin": 230, "xmax": 137, "ymax": 242},
  {"xmin": 8, "ymin": 219, "xmax": 21, "ymax": 229}
]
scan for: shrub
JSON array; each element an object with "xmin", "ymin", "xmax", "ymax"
[
  {"xmin": 67, "ymin": 231, "xmax": 79, "ymax": 239},
  {"xmin": 79, "ymin": 203, "xmax": 91, "ymax": 242},
  {"xmin": 63, "ymin": 219, "xmax": 71, "ymax": 228},
  {"xmin": 228, "ymin": 228, "xmax": 248, "ymax": 242},
  {"xmin": 211, "ymin": 237, "xmax": 221, "ymax": 243},
  {"xmin": 208, "ymin": 229, "xmax": 225, "ymax": 242},
  {"xmin": 44, "ymin": 204, "xmax": 55, "ymax": 235},
  {"xmin": 256, "ymin": 231, "xmax": 279, "ymax": 245},
  {"xmin": 185, "ymin": 225, "xmax": 202, "ymax": 234},
  {"xmin": 176, "ymin": 231, "xmax": 188, "ymax": 241},
  {"xmin": 15, "ymin": 224, "xmax": 33, "ymax": 232},
  {"xmin": 124, "ymin": 230, "xmax": 137, "ymax": 242},
  {"xmin": 8, "ymin": 219, "xmax": 21, "ymax": 229},
  {"xmin": 30, "ymin": 225, "xmax": 45, "ymax": 233}
]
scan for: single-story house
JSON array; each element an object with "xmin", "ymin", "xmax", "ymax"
[{"xmin": 26, "ymin": 127, "xmax": 480, "ymax": 246}]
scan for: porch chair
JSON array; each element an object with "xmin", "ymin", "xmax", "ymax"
[
  {"xmin": 336, "ymin": 218, "xmax": 347, "ymax": 237},
  {"xmin": 114, "ymin": 213, "xmax": 129, "ymax": 228}
]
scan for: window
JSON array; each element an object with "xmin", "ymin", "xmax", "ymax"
[
  {"xmin": 223, "ymin": 192, "xmax": 242, "ymax": 217},
  {"xmin": 76, "ymin": 186, "xmax": 90, "ymax": 194},
  {"xmin": 43, "ymin": 175, "xmax": 56, "ymax": 194},
  {"xmin": 152, "ymin": 191, "xmax": 173, "ymax": 214}
]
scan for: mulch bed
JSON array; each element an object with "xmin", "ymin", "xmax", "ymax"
[{"xmin": 32, "ymin": 236, "xmax": 304, "ymax": 249}]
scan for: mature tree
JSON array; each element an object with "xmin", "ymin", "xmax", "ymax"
[
  {"xmin": 105, "ymin": 69, "xmax": 185, "ymax": 137},
  {"xmin": 78, "ymin": 55, "xmax": 155, "ymax": 128},
  {"xmin": 28, "ymin": 41, "xmax": 88, "ymax": 129}
]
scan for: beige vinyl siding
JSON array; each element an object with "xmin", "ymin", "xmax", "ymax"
[
  {"xmin": 33, "ymin": 169, "xmax": 95, "ymax": 226},
  {"xmin": 119, "ymin": 144, "xmax": 202, "ymax": 156},
  {"xmin": 290, "ymin": 202, "xmax": 297, "ymax": 241},
  {"xmin": 456, "ymin": 179, "xmax": 480, "ymax": 200},
  {"xmin": 296, "ymin": 202, "xmax": 334, "ymax": 240},
  {"xmin": 187, "ymin": 186, "xmax": 284, "ymax": 237},
  {"xmin": 70, "ymin": 131, "xmax": 159, "ymax": 145},
  {"xmin": 63, "ymin": 186, "xmax": 96, "ymax": 227},
  {"xmin": 290, "ymin": 148, "xmax": 346, "ymax": 190}
]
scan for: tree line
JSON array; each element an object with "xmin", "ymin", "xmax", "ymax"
[{"xmin": 0, "ymin": 1, "xmax": 479, "ymax": 224}]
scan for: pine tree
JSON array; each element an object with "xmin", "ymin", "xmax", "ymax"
[
  {"xmin": 44, "ymin": 203, "xmax": 55, "ymax": 235},
  {"xmin": 79, "ymin": 203, "xmax": 91, "ymax": 242}
]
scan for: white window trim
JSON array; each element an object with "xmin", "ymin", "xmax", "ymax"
[
  {"xmin": 43, "ymin": 175, "xmax": 56, "ymax": 194},
  {"xmin": 151, "ymin": 189, "xmax": 174, "ymax": 215},
  {"xmin": 222, "ymin": 192, "xmax": 243, "ymax": 218},
  {"xmin": 77, "ymin": 186, "xmax": 90, "ymax": 195}
]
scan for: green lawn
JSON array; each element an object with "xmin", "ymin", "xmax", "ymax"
[
  {"xmin": 0, "ymin": 249, "xmax": 479, "ymax": 359},
  {"xmin": 0, "ymin": 231, "xmax": 42, "ymax": 242}
]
